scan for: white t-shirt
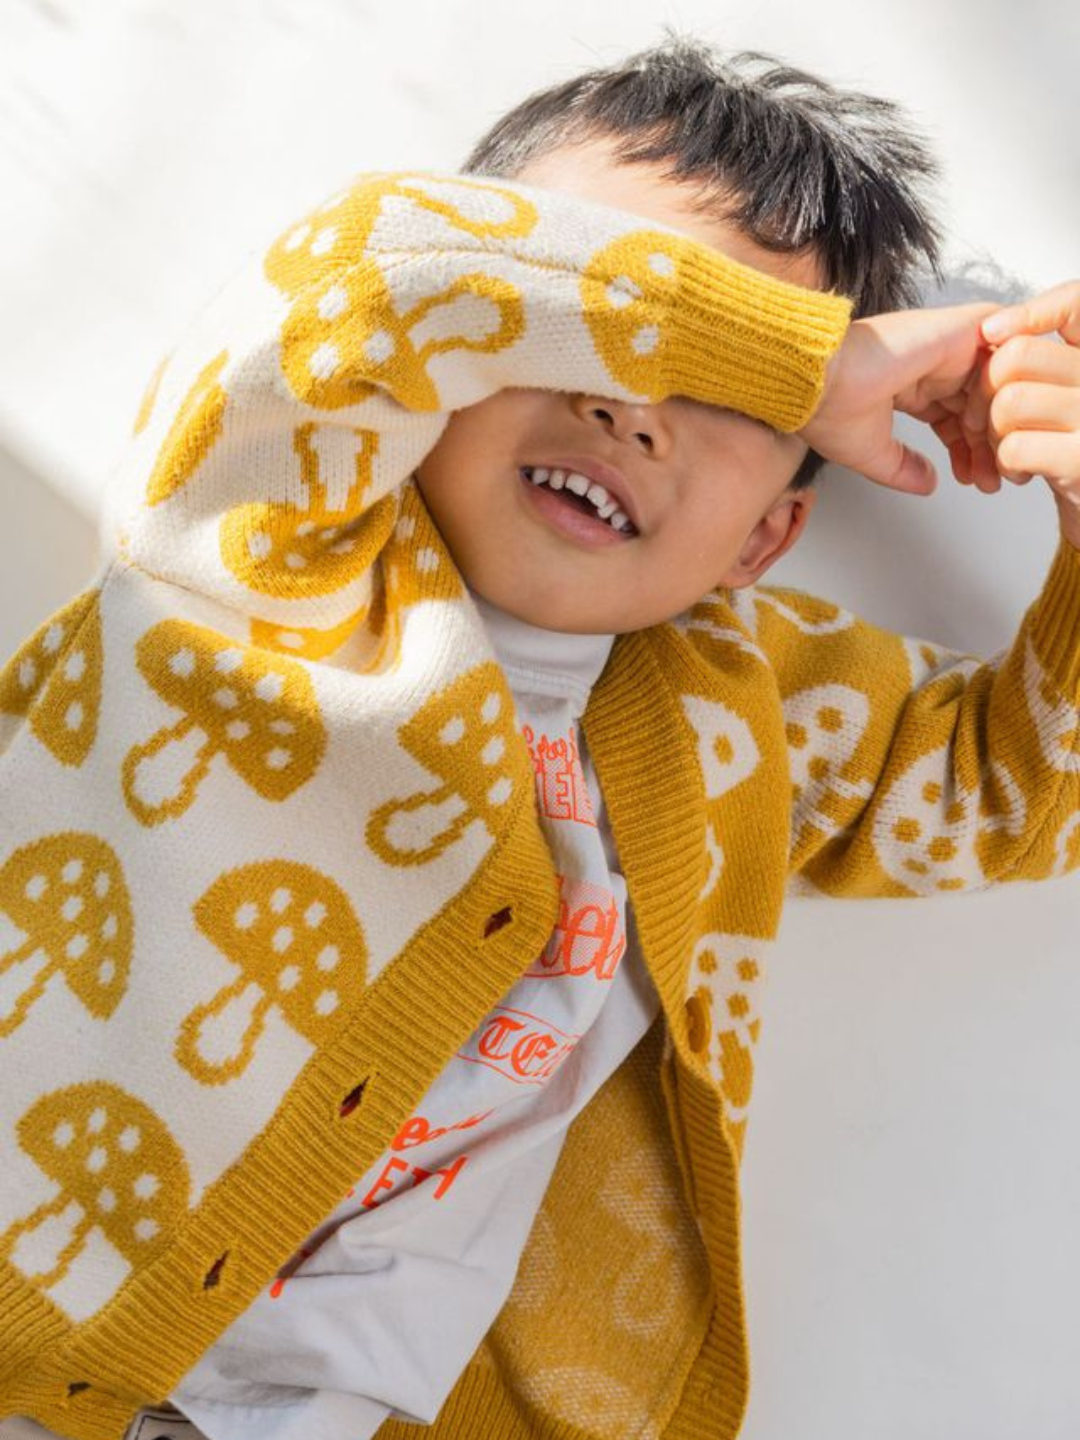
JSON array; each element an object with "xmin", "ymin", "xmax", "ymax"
[{"xmin": 172, "ymin": 600, "xmax": 661, "ymax": 1440}]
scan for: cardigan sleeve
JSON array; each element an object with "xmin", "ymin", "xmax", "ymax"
[
  {"xmin": 96, "ymin": 169, "xmax": 850, "ymax": 657},
  {"xmin": 757, "ymin": 539, "xmax": 1080, "ymax": 895}
]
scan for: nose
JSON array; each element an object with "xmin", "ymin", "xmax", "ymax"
[{"xmin": 569, "ymin": 394, "xmax": 672, "ymax": 457}]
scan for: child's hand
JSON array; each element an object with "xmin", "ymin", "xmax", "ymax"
[
  {"xmin": 800, "ymin": 301, "xmax": 998, "ymax": 495},
  {"xmin": 958, "ymin": 281, "xmax": 1080, "ymax": 550}
]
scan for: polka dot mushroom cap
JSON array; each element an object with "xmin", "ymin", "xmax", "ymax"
[
  {"xmin": 122, "ymin": 618, "xmax": 327, "ymax": 826},
  {"xmin": 0, "ymin": 591, "xmax": 104, "ymax": 768},
  {"xmin": 2, "ymin": 1082, "xmax": 189, "ymax": 1288},
  {"xmin": 175, "ymin": 860, "xmax": 368, "ymax": 1085},
  {"xmin": 0, "ymin": 834, "xmax": 133, "ymax": 1038},
  {"xmin": 262, "ymin": 173, "xmax": 535, "ymax": 413},
  {"xmin": 218, "ymin": 422, "xmax": 397, "ymax": 603},
  {"xmin": 367, "ymin": 661, "xmax": 533, "ymax": 867}
]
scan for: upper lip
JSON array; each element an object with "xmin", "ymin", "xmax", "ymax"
[{"xmin": 523, "ymin": 455, "xmax": 641, "ymax": 530}]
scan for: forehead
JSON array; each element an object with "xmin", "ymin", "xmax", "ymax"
[{"xmin": 513, "ymin": 135, "xmax": 825, "ymax": 293}]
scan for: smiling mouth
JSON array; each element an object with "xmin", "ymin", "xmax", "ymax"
[{"xmin": 520, "ymin": 467, "xmax": 639, "ymax": 535}]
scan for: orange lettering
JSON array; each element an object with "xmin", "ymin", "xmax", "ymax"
[{"xmin": 361, "ymin": 1154, "xmax": 410, "ymax": 1209}]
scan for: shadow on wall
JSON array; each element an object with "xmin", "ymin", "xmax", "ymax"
[{"xmin": 0, "ymin": 445, "xmax": 99, "ymax": 658}]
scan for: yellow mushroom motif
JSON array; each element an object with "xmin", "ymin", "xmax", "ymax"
[
  {"xmin": 218, "ymin": 423, "xmax": 396, "ymax": 600},
  {"xmin": 264, "ymin": 171, "xmax": 540, "ymax": 297},
  {"xmin": 0, "ymin": 589, "xmax": 103, "ymax": 767},
  {"xmin": 176, "ymin": 860, "xmax": 367, "ymax": 1085},
  {"xmin": 355, "ymin": 481, "xmax": 465, "ymax": 673},
  {"xmin": 0, "ymin": 1083, "xmax": 189, "ymax": 1290},
  {"xmin": 580, "ymin": 232, "xmax": 691, "ymax": 401},
  {"xmin": 243, "ymin": 481, "xmax": 461, "ymax": 667},
  {"xmin": 145, "ymin": 350, "xmax": 229, "ymax": 507},
  {"xmin": 122, "ymin": 620, "xmax": 326, "ymax": 826},
  {"xmin": 248, "ymin": 603, "xmax": 372, "ymax": 663},
  {"xmin": 263, "ymin": 173, "xmax": 536, "ymax": 413},
  {"xmin": 367, "ymin": 661, "xmax": 530, "ymax": 867},
  {"xmin": 0, "ymin": 833, "xmax": 133, "ymax": 1036}
]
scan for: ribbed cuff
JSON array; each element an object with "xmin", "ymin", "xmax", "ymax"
[
  {"xmin": 666, "ymin": 246, "xmax": 853, "ymax": 433},
  {"xmin": 1028, "ymin": 537, "xmax": 1080, "ymax": 701}
]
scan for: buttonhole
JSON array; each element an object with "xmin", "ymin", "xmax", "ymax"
[
  {"xmin": 483, "ymin": 906, "xmax": 513, "ymax": 938},
  {"xmin": 339, "ymin": 1076, "xmax": 369, "ymax": 1119},
  {"xmin": 67, "ymin": 1383, "xmax": 91, "ymax": 1397},
  {"xmin": 202, "ymin": 1252, "xmax": 229, "ymax": 1290}
]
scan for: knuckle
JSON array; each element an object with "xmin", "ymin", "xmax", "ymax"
[
  {"xmin": 997, "ymin": 433, "xmax": 1028, "ymax": 472},
  {"xmin": 987, "ymin": 337, "xmax": 1021, "ymax": 387},
  {"xmin": 989, "ymin": 382, "xmax": 1025, "ymax": 429}
]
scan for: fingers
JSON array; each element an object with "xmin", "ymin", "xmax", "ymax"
[
  {"xmin": 997, "ymin": 430, "xmax": 1080, "ymax": 486},
  {"xmin": 981, "ymin": 279, "xmax": 1080, "ymax": 347},
  {"xmin": 990, "ymin": 380, "xmax": 1080, "ymax": 438},
  {"xmin": 859, "ymin": 441, "xmax": 938, "ymax": 495},
  {"xmin": 958, "ymin": 333, "xmax": 1080, "ymax": 492}
]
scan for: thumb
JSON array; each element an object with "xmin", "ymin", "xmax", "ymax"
[{"xmin": 856, "ymin": 438, "xmax": 939, "ymax": 495}]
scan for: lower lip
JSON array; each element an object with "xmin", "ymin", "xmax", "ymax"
[{"xmin": 517, "ymin": 471, "xmax": 634, "ymax": 549}]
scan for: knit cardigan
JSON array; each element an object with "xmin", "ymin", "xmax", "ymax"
[{"xmin": 1, "ymin": 170, "xmax": 1078, "ymax": 1440}]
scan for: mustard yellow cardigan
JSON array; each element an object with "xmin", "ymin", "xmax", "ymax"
[{"xmin": 1, "ymin": 171, "xmax": 1078, "ymax": 1440}]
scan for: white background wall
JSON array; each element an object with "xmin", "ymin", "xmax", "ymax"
[{"xmin": 2, "ymin": 2, "xmax": 1078, "ymax": 1436}]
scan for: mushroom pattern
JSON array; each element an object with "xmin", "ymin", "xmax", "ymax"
[
  {"xmin": 580, "ymin": 232, "xmax": 688, "ymax": 403},
  {"xmin": 367, "ymin": 662, "xmax": 530, "ymax": 867},
  {"xmin": 0, "ymin": 1082, "xmax": 189, "ymax": 1294},
  {"xmin": 249, "ymin": 603, "xmax": 372, "ymax": 663},
  {"xmin": 262, "ymin": 173, "xmax": 535, "ymax": 413},
  {"xmin": 121, "ymin": 619, "xmax": 326, "ymax": 826},
  {"xmin": 1021, "ymin": 637, "xmax": 1080, "ymax": 775},
  {"xmin": 784, "ymin": 682, "xmax": 873, "ymax": 862},
  {"xmin": 356, "ymin": 481, "xmax": 465, "ymax": 672},
  {"xmin": 752, "ymin": 588, "xmax": 856, "ymax": 637},
  {"xmin": 870, "ymin": 741, "xmax": 1026, "ymax": 894},
  {"xmin": 264, "ymin": 170, "xmax": 539, "ymax": 300},
  {"xmin": 679, "ymin": 694, "xmax": 760, "ymax": 802},
  {"xmin": 144, "ymin": 350, "xmax": 230, "ymax": 507},
  {"xmin": 175, "ymin": 860, "xmax": 367, "ymax": 1085},
  {"xmin": 0, "ymin": 589, "xmax": 103, "ymax": 767},
  {"xmin": 218, "ymin": 422, "xmax": 397, "ymax": 601},
  {"xmin": 0, "ymin": 833, "xmax": 132, "ymax": 1037},
  {"xmin": 244, "ymin": 480, "xmax": 463, "ymax": 668},
  {"xmin": 684, "ymin": 932, "xmax": 766, "ymax": 1157}
]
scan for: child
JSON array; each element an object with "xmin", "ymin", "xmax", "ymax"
[{"xmin": 1, "ymin": 36, "xmax": 1078, "ymax": 1440}]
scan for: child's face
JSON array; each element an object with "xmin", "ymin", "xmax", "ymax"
[{"xmin": 415, "ymin": 136, "xmax": 825, "ymax": 634}]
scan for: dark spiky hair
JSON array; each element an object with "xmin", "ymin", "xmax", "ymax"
[{"xmin": 460, "ymin": 34, "xmax": 944, "ymax": 487}]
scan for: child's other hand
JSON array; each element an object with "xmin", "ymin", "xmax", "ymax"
[
  {"xmin": 801, "ymin": 301, "xmax": 998, "ymax": 496},
  {"xmin": 957, "ymin": 281, "xmax": 1080, "ymax": 550}
]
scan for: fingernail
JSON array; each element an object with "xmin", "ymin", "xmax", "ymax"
[{"xmin": 981, "ymin": 313, "xmax": 1008, "ymax": 341}]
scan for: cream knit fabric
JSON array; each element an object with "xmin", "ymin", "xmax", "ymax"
[{"xmin": 1, "ymin": 169, "xmax": 1078, "ymax": 1440}]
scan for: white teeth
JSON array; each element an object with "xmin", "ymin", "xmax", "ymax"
[{"xmin": 524, "ymin": 465, "xmax": 636, "ymax": 534}]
